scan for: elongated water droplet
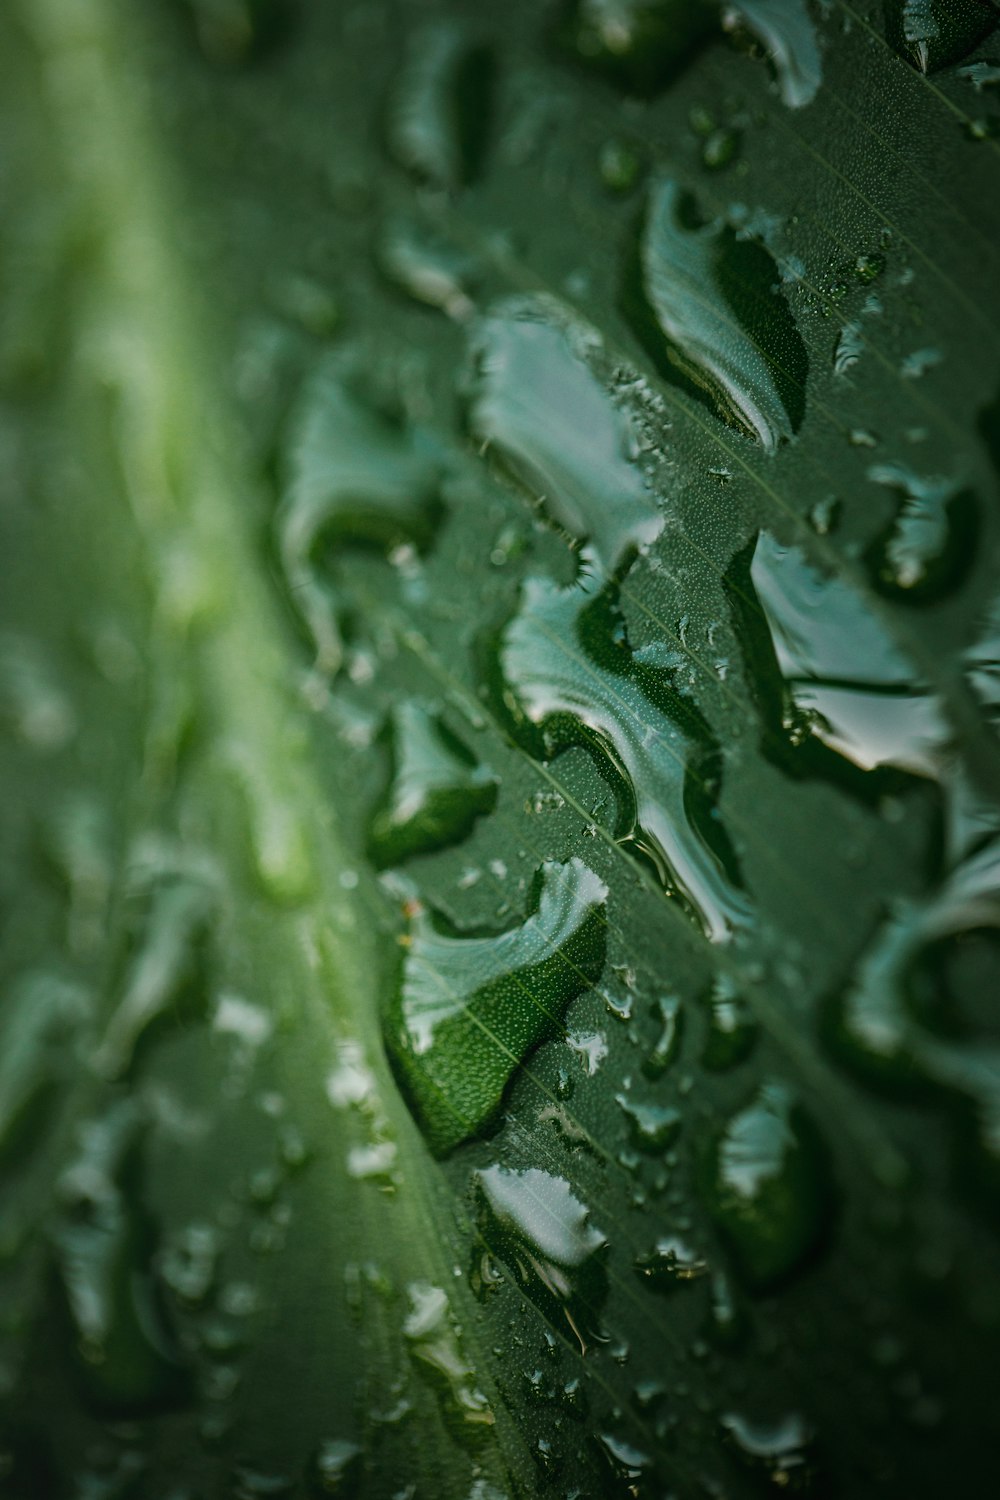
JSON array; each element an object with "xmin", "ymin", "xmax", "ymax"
[
  {"xmin": 385, "ymin": 859, "xmax": 607, "ymax": 1153},
  {"xmin": 866, "ymin": 461, "xmax": 978, "ymax": 603},
  {"xmin": 52, "ymin": 1101, "xmax": 186, "ymax": 1410},
  {"xmin": 564, "ymin": 0, "xmax": 717, "ymax": 94},
  {"xmin": 278, "ymin": 366, "xmax": 442, "ymax": 677},
  {"xmin": 403, "ymin": 1282, "xmax": 493, "ymax": 1425},
  {"xmin": 377, "ymin": 219, "xmax": 478, "ymax": 319},
  {"xmin": 386, "ymin": 23, "xmax": 495, "ymax": 189},
  {"xmin": 369, "ymin": 701, "xmax": 497, "ymax": 868},
  {"xmin": 466, "ymin": 300, "xmax": 662, "ymax": 573},
  {"xmin": 499, "ymin": 568, "xmax": 750, "ymax": 940},
  {"xmin": 643, "ymin": 994, "xmax": 683, "ymax": 1076},
  {"xmin": 705, "ymin": 1081, "xmax": 832, "ymax": 1287},
  {"xmin": 725, "ymin": 1, "xmax": 822, "ymax": 109},
  {"xmin": 93, "ymin": 869, "xmax": 215, "ymax": 1081},
  {"xmin": 732, "ymin": 532, "xmax": 951, "ymax": 782},
  {"xmin": 702, "ymin": 975, "xmax": 757, "ymax": 1070},
  {"xmin": 475, "ymin": 1165, "xmax": 608, "ymax": 1351},
  {"xmin": 625, "ymin": 179, "xmax": 807, "ymax": 450}
]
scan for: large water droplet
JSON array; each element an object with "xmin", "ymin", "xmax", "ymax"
[
  {"xmin": 386, "ymin": 22, "xmax": 495, "ymax": 189},
  {"xmin": 385, "ymin": 859, "xmax": 607, "ymax": 1153},
  {"xmin": 368, "ymin": 700, "xmax": 497, "ymax": 868},
  {"xmin": 403, "ymin": 1281, "xmax": 493, "ymax": 1426},
  {"xmin": 724, "ymin": 1, "xmax": 822, "ymax": 109},
  {"xmin": 475, "ymin": 1165, "xmax": 608, "ymax": 1352},
  {"xmin": 625, "ymin": 179, "xmax": 807, "ymax": 451},
  {"xmin": 278, "ymin": 365, "xmax": 443, "ymax": 677},
  {"xmin": 498, "ymin": 567, "xmax": 750, "ymax": 940},
  {"xmin": 705, "ymin": 1081, "xmax": 832, "ymax": 1287},
  {"xmin": 720, "ymin": 1409, "xmax": 817, "ymax": 1491},
  {"xmin": 733, "ymin": 531, "xmax": 952, "ymax": 782},
  {"xmin": 466, "ymin": 300, "xmax": 663, "ymax": 573}
]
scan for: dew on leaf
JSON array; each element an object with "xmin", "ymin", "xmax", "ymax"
[
  {"xmin": 634, "ymin": 1234, "xmax": 708, "ymax": 1288},
  {"xmin": 643, "ymin": 994, "xmax": 684, "ymax": 1077},
  {"xmin": 724, "ymin": 0, "xmax": 822, "ymax": 109},
  {"xmin": 701, "ymin": 976, "xmax": 757, "ymax": 1071},
  {"xmin": 567, "ymin": 1028, "xmax": 609, "ymax": 1075},
  {"xmin": 466, "ymin": 300, "xmax": 663, "ymax": 573},
  {"xmin": 385, "ymin": 22, "xmax": 495, "ymax": 189},
  {"xmin": 616, "ymin": 1094, "xmax": 682, "ymax": 1152},
  {"xmin": 385, "ymin": 859, "xmax": 607, "ymax": 1153},
  {"xmin": 499, "ymin": 567, "xmax": 750, "ymax": 941},
  {"xmin": 887, "ymin": 0, "xmax": 998, "ymax": 73},
  {"xmin": 368, "ymin": 700, "xmax": 498, "ymax": 868},
  {"xmin": 832, "ymin": 838, "xmax": 1000, "ymax": 1194},
  {"xmin": 866, "ymin": 461, "xmax": 978, "ymax": 603},
  {"xmin": 475, "ymin": 1165, "xmax": 608, "ymax": 1352},
  {"xmin": 0, "ymin": 971, "xmax": 89, "ymax": 1169},
  {"xmin": 403, "ymin": 1281, "xmax": 493, "ymax": 1426},
  {"xmin": 180, "ymin": 0, "xmax": 290, "ymax": 66},
  {"xmin": 307, "ymin": 1438, "xmax": 363, "ymax": 1496},
  {"xmin": 278, "ymin": 364, "xmax": 443, "ymax": 677},
  {"xmin": 564, "ymin": 0, "xmax": 717, "ymax": 95},
  {"xmin": 376, "ymin": 218, "xmax": 478, "ymax": 319},
  {"xmin": 52, "ymin": 1101, "xmax": 187, "ymax": 1411},
  {"xmin": 625, "ymin": 178, "xmax": 807, "ymax": 450},
  {"xmin": 599, "ymin": 137, "xmax": 643, "ymax": 193},
  {"xmin": 733, "ymin": 531, "xmax": 952, "ymax": 781},
  {"xmin": 720, "ymin": 1409, "xmax": 817, "ymax": 1491},
  {"xmin": 0, "ymin": 632, "xmax": 76, "ymax": 751},
  {"xmin": 705, "ymin": 1081, "xmax": 832, "ymax": 1288},
  {"xmin": 833, "ymin": 320, "xmax": 863, "ymax": 377},
  {"xmin": 92, "ymin": 869, "xmax": 215, "ymax": 1082}
]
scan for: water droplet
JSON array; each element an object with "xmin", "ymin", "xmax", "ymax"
[
  {"xmin": 643, "ymin": 994, "xmax": 684, "ymax": 1076},
  {"xmin": 499, "ymin": 568, "xmax": 750, "ymax": 940},
  {"xmin": 0, "ymin": 633, "xmax": 76, "ymax": 751},
  {"xmin": 616, "ymin": 1094, "xmax": 682, "ymax": 1151},
  {"xmin": 403, "ymin": 1282, "xmax": 493, "ymax": 1425},
  {"xmin": 958, "ymin": 60, "xmax": 1000, "ymax": 90},
  {"xmin": 724, "ymin": 1, "xmax": 822, "ymax": 109},
  {"xmin": 625, "ymin": 179, "xmax": 807, "ymax": 450},
  {"xmin": 565, "ymin": 0, "xmax": 717, "ymax": 95},
  {"xmin": 0, "ymin": 972, "xmax": 89, "ymax": 1169},
  {"xmin": 52, "ymin": 1101, "xmax": 187, "ymax": 1410},
  {"xmin": 377, "ymin": 219, "xmax": 478, "ymax": 319},
  {"xmin": 705, "ymin": 1081, "xmax": 833, "ymax": 1287},
  {"xmin": 733, "ymin": 531, "xmax": 951, "ymax": 781},
  {"xmin": 598, "ymin": 137, "xmax": 643, "ymax": 193},
  {"xmin": 833, "ymin": 320, "xmax": 863, "ymax": 377},
  {"xmin": 278, "ymin": 365, "xmax": 443, "ymax": 677},
  {"xmin": 308, "ymin": 1439, "xmax": 362, "ymax": 1496},
  {"xmin": 181, "ymin": 0, "xmax": 290, "ymax": 66},
  {"xmin": 596, "ymin": 1430, "xmax": 651, "ymax": 1484},
  {"xmin": 888, "ymin": 0, "xmax": 997, "ymax": 73},
  {"xmin": 721, "ymin": 1410, "xmax": 817, "ymax": 1490},
  {"xmin": 386, "ymin": 22, "xmax": 495, "ymax": 189},
  {"xmin": 92, "ymin": 867, "xmax": 215, "ymax": 1081},
  {"xmin": 368, "ymin": 700, "xmax": 498, "ymax": 868},
  {"xmin": 833, "ymin": 838, "xmax": 1000, "ymax": 1193},
  {"xmin": 466, "ymin": 300, "xmax": 663, "ymax": 572},
  {"xmin": 701, "ymin": 976, "xmax": 757, "ymax": 1070},
  {"xmin": 385, "ymin": 859, "xmax": 607, "ymax": 1153},
  {"xmin": 866, "ymin": 461, "xmax": 978, "ymax": 603},
  {"xmin": 475, "ymin": 1165, "xmax": 608, "ymax": 1352},
  {"xmin": 634, "ymin": 1234, "xmax": 708, "ymax": 1287}
]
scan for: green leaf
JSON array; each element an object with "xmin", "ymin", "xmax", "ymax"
[{"xmin": 3, "ymin": 0, "xmax": 1000, "ymax": 1496}]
